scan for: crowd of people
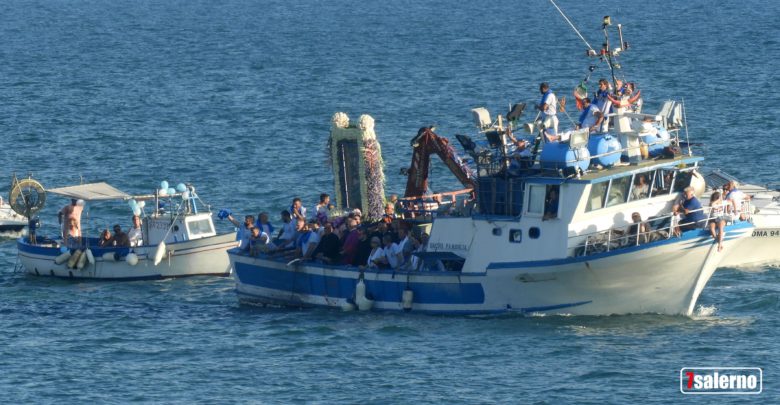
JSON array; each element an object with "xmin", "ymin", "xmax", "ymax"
[{"xmin": 229, "ymin": 194, "xmax": 430, "ymax": 270}]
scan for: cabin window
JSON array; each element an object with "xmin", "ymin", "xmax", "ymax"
[
  {"xmin": 492, "ymin": 227, "xmax": 502, "ymax": 236},
  {"xmin": 527, "ymin": 185, "xmax": 546, "ymax": 215},
  {"xmin": 630, "ymin": 173, "xmax": 651, "ymax": 201},
  {"xmin": 586, "ymin": 181, "xmax": 609, "ymax": 212},
  {"xmin": 607, "ymin": 176, "xmax": 631, "ymax": 207},
  {"xmin": 529, "ymin": 227, "xmax": 540, "ymax": 239},
  {"xmin": 651, "ymin": 169, "xmax": 675, "ymax": 196},
  {"xmin": 509, "ymin": 229, "xmax": 522, "ymax": 243},
  {"xmin": 543, "ymin": 185, "xmax": 560, "ymax": 219},
  {"xmin": 187, "ymin": 218, "xmax": 214, "ymax": 236}
]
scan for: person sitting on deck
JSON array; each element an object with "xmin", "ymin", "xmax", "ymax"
[
  {"xmin": 382, "ymin": 235, "xmax": 400, "ymax": 269},
  {"xmin": 98, "ymin": 229, "xmax": 113, "ymax": 247},
  {"xmin": 679, "ymin": 187, "xmax": 706, "ymax": 232},
  {"xmin": 65, "ymin": 217, "xmax": 81, "ymax": 249},
  {"xmin": 254, "ymin": 212, "xmax": 274, "ymax": 237},
  {"xmin": 299, "ymin": 221, "xmax": 321, "ymax": 260},
  {"xmin": 670, "ymin": 203, "xmax": 683, "ymax": 237},
  {"xmin": 110, "ymin": 224, "xmax": 130, "ymax": 247},
  {"xmin": 365, "ymin": 237, "xmax": 385, "ymax": 269},
  {"xmin": 575, "ymin": 97, "xmax": 604, "ymax": 133},
  {"xmin": 395, "ymin": 227, "xmax": 416, "ymax": 270},
  {"xmin": 708, "ymin": 191, "xmax": 727, "ymax": 252},
  {"xmin": 627, "ymin": 212, "xmax": 652, "ymax": 245},
  {"xmin": 128, "ymin": 215, "xmax": 143, "ymax": 247},
  {"xmin": 290, "ymin": 197, "xmax": 307, "ymax": 223},
  {"xmin": 276, "ymin": 210, "xmax": 296, "ymax": 245},
  {"xmin": 227, "ymin": 214, "xmax": 254, "ymax": 251},
  {"xmin": 313, "ymin": 222, "xmax": 341, "ymax": 264},
  {"xmin": 248, "ymin": 227, "xmax": 262, "ymax": 255},
  {"xmin": 725, "ymin": 181, "xmax": 750, "ymax": 221}
]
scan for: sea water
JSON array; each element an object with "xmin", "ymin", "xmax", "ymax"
[{"xmin": 1, "ymin": 0, "xmax": 779, "ymax": 403}]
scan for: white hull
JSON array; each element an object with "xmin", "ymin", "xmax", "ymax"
[
  {"xmin": 18, "ymin": 233, "xmax": 237, "ymax": 280},
  {"xmin": 231, "ymin": 226, "xmax": 750, "ymax": 316}
]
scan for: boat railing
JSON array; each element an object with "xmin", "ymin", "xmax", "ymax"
[
  {"xmin": 398, "ymin": 188, "xmax": 474, "ymax": 219},
  {"xmin": 571, "ymin": 200, "xmax": 752, "ymax": 257}
]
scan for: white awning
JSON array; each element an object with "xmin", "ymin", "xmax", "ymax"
[{"xmin": 48, "ymin": 182, "xmax": 131, "ymax": 202}]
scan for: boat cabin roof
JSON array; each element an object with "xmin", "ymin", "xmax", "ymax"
[{"xmin": 48, "ymin": 182, "xmax": 131, "ymax": 201}]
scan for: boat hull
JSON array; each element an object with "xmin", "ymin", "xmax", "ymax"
[
  {"xmin": 230, "ymin": 224, "xmax": 752, "ymax": 316},
  {"xmin": 18, "ymin": 233, "xmax": 237, "ymax": 280}
]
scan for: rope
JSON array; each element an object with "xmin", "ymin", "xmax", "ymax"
[{"xmin": 549, "ymin": 0, "xmax": 595, "ymax": 52}]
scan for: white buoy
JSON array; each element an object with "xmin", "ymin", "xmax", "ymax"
[
  {"xmin": 85, "ymin": 249, "xmax": 95, "ymax": 265},
  {"xmin": 153, "ymin": 241, "xmax": 166, "ymax": 266},
  {"xmin": 402, "ymin": 289, "xmax": 414, "ymax": 311},
  {"xmin": 126, "ymin": 253, "xmax": 139, "ymax": 266},
  {"xmin": 54, "ymin": 251, "xmax": 71, "ymax": 265},
  {"xmin": 102, "ymin": 252, "xmax": 117, "ymax": 261},
  {"xmin": 76, "ymin": 249, "xmax": 88, "ymax": 269},
  {"xmin": 67, "ymin": 249, "xmax": 82, "ymax": 269},
  {"xmin": 355, "ymin": 278, "xmax": 374, "ymax": 311}
]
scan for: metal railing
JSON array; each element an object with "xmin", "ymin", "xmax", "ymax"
[{"xmin": 571, "ymin": 200, "xmax": 752, "ymax": 257}]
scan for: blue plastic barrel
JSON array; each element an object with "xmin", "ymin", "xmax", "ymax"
[
  {"xmin": 641, "ymin": 126, "xmax": 671, "ymax": 157},
  {"xmin": 540, "ymin": 142, "xmax": 591, "ymax": 172},
  {"xmin": 587, "ymin": 134, "xmax": 622, "ymax": 167}
]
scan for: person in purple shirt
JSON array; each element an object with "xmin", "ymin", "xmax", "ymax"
[{"xmin": 680, "ymin": 186, "xmax": 706, "ymax": 232}]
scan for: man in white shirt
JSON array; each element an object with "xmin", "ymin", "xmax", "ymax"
[
  {"xmin": 227, "ymin": 214, "xmax": 255, "ymax": 250},
  {"xmin": 537, "ymin": 82, "xmax": 558, "ymax": 133},
  {"xmin": 576, "ymin": 97, "xmax": 603, "ymax": 132},
  {"xmin": 127, "ymin": 215, "xmax": 143, "ymax": 247}
]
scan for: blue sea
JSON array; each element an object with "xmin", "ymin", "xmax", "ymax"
[{"xmin": 1, "ymin": 0, "xmax": 779, "ymax": 403}]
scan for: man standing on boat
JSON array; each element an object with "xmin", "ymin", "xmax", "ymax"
[
  {"xmin": 58, "ymin": 198, "xmax": 84, "ymax": 240},
  {"xmin": 128, "ymin": 215, "xmax": 143, "ymax": 247},
  {"xmin": 576, "ymin": 97, "xmax": 603, "ymax": 133},
  {"xmin": 537, "ymin": 82, "xmax": 558, "ymax": 133}
]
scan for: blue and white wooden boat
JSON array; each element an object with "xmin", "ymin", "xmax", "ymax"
[{"xmin": 18, "ymin": 182, "xmax": 236, "ymax": 280}]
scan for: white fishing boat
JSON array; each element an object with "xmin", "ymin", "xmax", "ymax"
[
  {"xmin": 17, "ymin": 181, "xmax": 236, "ymax": 280},
  {"xmin": 702, "ymin": 169, "xmax": 780, "ymax": 268},
  {"xmin": 0, "ymin": 202, "xmax": 26, "ymax": 233},
  {"xmin": 228, "ymin": 15, "xmax": 755, "ymax": 315}
]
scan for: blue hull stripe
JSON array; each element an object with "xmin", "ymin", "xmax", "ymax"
[
  {"xmin": 520, "ymin": 300, "xmax": 592, "ymax": 313},
  {"xmin": 234, "ymin": 262, "xmax": 486, "ymax": 305}
]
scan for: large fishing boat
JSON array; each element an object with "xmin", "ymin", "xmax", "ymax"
[
  {"xmin": 16, "ymin": 180, "xmax": 236, "ymax": 280},
  {"xmin": 228, "ymin": 16, "xmax": 755, "ymax": 315}
]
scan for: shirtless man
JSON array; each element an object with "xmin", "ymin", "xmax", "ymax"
[{"xmin": 58, "ymin": 199, "xmax": 84, "ymax": 240}]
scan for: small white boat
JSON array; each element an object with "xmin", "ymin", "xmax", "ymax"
[
  {"xmin": 17, "ymin": 182, "xmax": 236, "ymax": 280},
  {"xmin": 702, "ymin": 169, "xmax": 780, "ymax": 268},
  {"xmin": 0, "ymin": 202, "xmax": 26, "ymax": 233}
]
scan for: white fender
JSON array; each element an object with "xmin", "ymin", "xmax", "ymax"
[
  {"xmin": 102, "ymin": 252, "xmax": 117, "ymax": 261},
  {"xmin": 153, "ymin": 241, "xmax": 166, "ymax": 266},
  {"xmin": 402, "ymin": 289, "xmax": 414, "ymax": 311},
  {"xmin": 341, "ymin": 302, "xmax": 356, "ymax": 311},
  {"xmin": 54, "ymin": 251, "xmax": 71, "ymax": 265},
  {"xmin": 355, "ymin": 278, "xmax": 374, "ymax": 311},
  {"xmin": 76, "ymin": 249, "xmax": 88, "ymax": 269},
  {"xmin": 126, "ymin": 253, "xmax": 139, "ymax": 266},
  {"xmin": 85, "ymin": 249, "xmax": 95, "ymax": 265},
  {"xmin": 67, "ymin": 249, "xmax": 82, "ymax": 269}
]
